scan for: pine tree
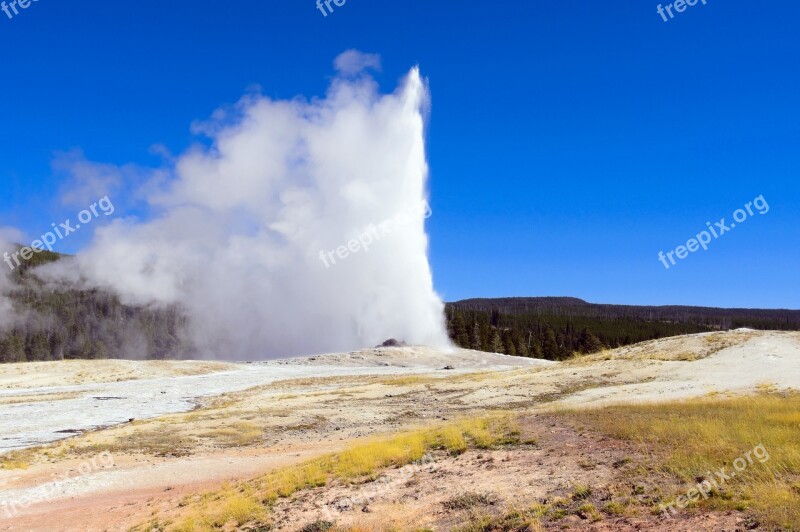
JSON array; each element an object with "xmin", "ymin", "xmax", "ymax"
[
  {"xmin": 490, "ymin": 309, "xmax": 500, "ymax": 327},
  {"xmin": 502, "ymin": 331, "xmax": 515, "ymax": 356},
  {"xmin": 490, "ymin": 330, "xmax": 504, "ymax": 353},
  {"xmin": 471, "ymin": 322, "xmax": 482, "ymax": 350},
  {"xmin": 529, "ymin": 339, "xmax": 542, "ymax": 358},
  {"xmin": 577, "ymin": 328, "xmax": 603, "ymax": 354},
  {"xmin": 453, "ymin": 312, "xmax": 469, "ymax": 347},
  {"xmin": 516, "ymin": 336, "xmax": 529, "ymax": 357},
  {"xmin": 481, "ymin": 323, "xmax": 491, "ymax": 351},
  {"xmin": 541, "ymin": 327, "xmax": 560, "ymax": 360}
]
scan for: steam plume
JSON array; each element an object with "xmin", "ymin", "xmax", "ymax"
[
  {"xmin": 0, "ymin": 228, "xmax": 24, "ymax": 330},
  {"xmin": 45, "ymin": 52, "xmax": 450, "ymax": 360}
]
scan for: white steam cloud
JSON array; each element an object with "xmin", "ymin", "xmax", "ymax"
[
  {"xmin": 47, "ymin": 52, "xmax": 450, "ymax": 360},
  {"xmin": 334, "ymin": 50, "xmax": 382, "ymax": 76},
  {"xmin": 0, "ymin": 227, "xmax": 24, "ymax": 330}
]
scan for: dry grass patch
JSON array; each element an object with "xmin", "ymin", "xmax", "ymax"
[
  {"xmin": 139, "ymin": 414, "xmax": 525, "ymax": 531},
  {"xmin": 0, "ymin": 448, "xmax": 36, "ymax": 470},
  {"xmin": 458, "ymin": 507, "xmax": 544, "ymax": 532},
  {"xmin": 443, "ymin": 491, "xmax": 498, "ymax": 510},
  {"xmin": 280, "ymin": 415, "xmax": 328, "ymax": 432},
  {"xmin": 78, "ymin": 427, "xmax": 195, "ymax": 457},
  {"xmin": 165, "ymin": 484, "xmax": 269, "ymax": 532},
  {"xmin": 199, "ymin": 421, "xmax": 264, "ymax": 448},
  {"xmin": 378, "ymin": 375, "xmax": 438, "ymax": 387},
  {"xmin": 563, "ymin": 391, "xmax": 800, "ymax": 529}
]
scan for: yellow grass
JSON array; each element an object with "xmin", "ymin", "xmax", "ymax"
[
  {"xmin": 146, "ymin": 414, "xmax": 523, "ymax": 531},
  {"xmin": 167, "ymin": 485, "xmax": 268, "ymax": 532},
  {"xmin": 378, "ymin": 371, "xmax": 505, "ymax": 387},
  {"xmin": 0, "ymin": 451, "xmax": 32, "ymax": 470},
  {"xmin": 378, "ymin": 375, "xmax": 437, "ymax": 386},
  {"xmin": 198, "ymin": 421, "xmax": 263, "ymax": 448},
  {"xmin": 564, "ymin": 392, "xmax": 800, "ymax": 529},
  {"xmin": 77, "ymin": 427, "xmax": 194, "ymax": 457},
  {"xmin": 257, "ymin": 416, "xmax": 519, "ymax": 502}
]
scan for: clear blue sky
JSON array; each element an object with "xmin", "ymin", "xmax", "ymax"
[{"xmin": 1, "ymin": 0, "xmax": 798, "ymax": 308}]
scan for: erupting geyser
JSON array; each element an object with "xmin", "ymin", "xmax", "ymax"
[{"xmin": 43, "ymin": 51, "xmax": 451, "ymax": 360}]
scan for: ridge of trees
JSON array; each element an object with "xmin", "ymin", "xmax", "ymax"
[{"xmin": 446, "ymin": 298, "xmax": 800, "ymax": 360}]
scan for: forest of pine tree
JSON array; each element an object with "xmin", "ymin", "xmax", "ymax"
[
  {"xmin": 0, "ymin": 250, "xmax": 189, "ymax": 363},
  {"xmin": 445, "ymin": 298, "xmax": 800, "ymax": 361}
]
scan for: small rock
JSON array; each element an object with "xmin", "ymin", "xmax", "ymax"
[{"xmin": 379, "ymin": 338, "xmax": 407, "ymax": 347}]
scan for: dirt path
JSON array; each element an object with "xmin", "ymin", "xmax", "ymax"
[{"xmin": 1, "ymin": 442, "xmax": 349, "ymax": 531}]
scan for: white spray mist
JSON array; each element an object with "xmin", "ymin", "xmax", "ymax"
[{"xmin": 46, "ymin": 51, "xmax": 451, "ymax": 360}]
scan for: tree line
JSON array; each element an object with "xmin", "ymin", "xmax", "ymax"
[
  {"xmin": 0, "ymin": 250, "xmax": 188, "ymax": 363},
  {"xmin": 446, "ymin": 298, "xmax": 800, "ymax": 360}
]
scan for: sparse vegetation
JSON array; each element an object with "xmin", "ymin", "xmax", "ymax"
[
  {"xmin": 379, "ymin": 375, "xmax": 438, "ymax": 386},
  {"xmin": 164, "ymin": 485, "xmax": 268, "ymax": 532},
  {"xmin": 140, "ymin": 414, "xmax": 525, "ymax": 531},
  {"xmin": 199, "ymin": 421, "xmax": 263, "ymax": 448},
  {"xmin": 301, "ymin": 520, "xmax": 334, "ymax": 532},
  {"xmin": 443, "ymin": 491, "xmax": 498, "ymax": 510},
  {"xmin": 459, "ymin": 492, "xmax": 620, "ymax": 529},
  {"xmin": 457, "ymin": 507, "xmax": 543, "ymax": 532},
  {"xmin": 576, "ymin": 502, "xmax": 602, "ymax": 522},
  {"xmin": 604, "ymin": 499, "xmax": 628, "ymax": 515},
  {"xmin": 564, "ymin": 392, "xmax": 800, "ymax": 529},
  {"xmin": 77, "ymin": 428, "xmax": 194, "ymax": 458},
  {"xmin": 571, "ymin": 484, "xmax": 592, "ymax": 500},
  {"xmin": 0, "ymin": 448, "xmax": 35, "ymax": 470}
]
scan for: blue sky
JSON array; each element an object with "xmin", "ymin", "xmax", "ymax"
[{"xmin": 1, "ymin": 0, "xmax": 798, "ymax": 308}]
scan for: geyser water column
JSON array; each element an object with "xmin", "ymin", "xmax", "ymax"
[{"xmin": 57, "ymin": 51, "xmax": 451, "ymax": 360}]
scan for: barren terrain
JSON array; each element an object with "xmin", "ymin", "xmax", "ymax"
[{"xmin": 0, "ymin": 330, "xmax": 798, "ymax": 531}]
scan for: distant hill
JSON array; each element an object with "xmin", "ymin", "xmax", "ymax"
[
  {"xmin": 451, "ymin": 297, "xmax": 800, "ymax": 328},
  {"xmin": 0, "ymin": 250, "xmax": 188, "ymax": 363},
  {"xmin": 445, "ymin": 297, "xmax": 800, "ymax": 360}
]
